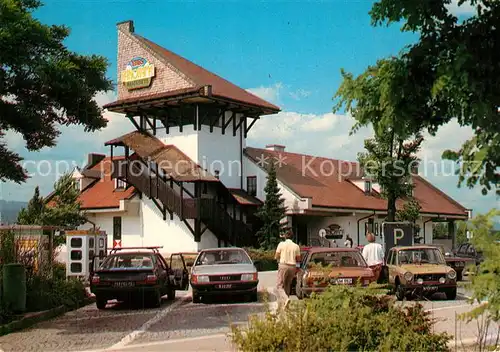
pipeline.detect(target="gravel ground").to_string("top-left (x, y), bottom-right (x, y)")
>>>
top-left (0, 300), bottom-right (166, 352)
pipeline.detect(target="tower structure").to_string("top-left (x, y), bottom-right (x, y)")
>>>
top-left (104, 20), bottom-right (280, 248)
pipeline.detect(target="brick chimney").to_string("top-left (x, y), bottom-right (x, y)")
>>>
top-left (87, 153), bottom-right (106, 169)
top-left (117, 20), bottom-right (134, 33)
top-left (266, 144), bottom-right (285, 152)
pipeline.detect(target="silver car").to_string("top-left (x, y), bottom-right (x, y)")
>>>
top-left (190, 247), bottom-right (259, 303)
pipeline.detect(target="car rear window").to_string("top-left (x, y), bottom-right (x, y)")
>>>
top-left (195, 249), bottom-right (252, 265)
top-left (309, 251), bottom-right (366, 267)
top-left (101, 253), bottom-right (155, 270)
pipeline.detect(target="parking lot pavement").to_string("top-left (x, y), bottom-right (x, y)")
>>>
top-left (0, 276), bottom-right (487, 352)
top-left (0, 297), bottom-right (179, 352)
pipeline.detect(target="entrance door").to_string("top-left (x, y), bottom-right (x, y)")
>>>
top-left (297, 222), bottom-right (308, 246)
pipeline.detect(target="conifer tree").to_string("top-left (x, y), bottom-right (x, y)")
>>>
top-left (17, 186), bottom-right (44, 224)
top-left (255, 162), bottom-right (288, 250)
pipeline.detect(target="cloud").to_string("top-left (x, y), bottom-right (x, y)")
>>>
top-left (446, 0), bottom-right (476, 15)
top-left (246, 82), bottom-right (283, 105)
top-left (289, 88), bottom-right (312, 101)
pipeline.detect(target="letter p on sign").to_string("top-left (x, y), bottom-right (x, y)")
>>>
top-left (394, 229), bottom-right (404, 244)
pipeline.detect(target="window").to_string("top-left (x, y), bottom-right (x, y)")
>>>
top-left (115, 178), bottom-right (126, 189)
top-left (113, 216), bottom-right (122, 241)
top-left (89, 237), bottom-right (94, 248)
top-left (70, 250), bottom-right (82, 260)
top-left (70, 263), bottom-right (82, 273)
top-left (70, 237), bottom-right (82, 248)
top-left (386, 250), bottom-right (393, 265)
top-left (364, 180), bottom-right (371, 194)
top-left (247, 176), bottom-right (257, 196)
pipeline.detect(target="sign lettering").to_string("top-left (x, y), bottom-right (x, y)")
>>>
top-left (394, 228), bottom-right (404, 244)
top-left (121, 57), bottom-right (155, 90)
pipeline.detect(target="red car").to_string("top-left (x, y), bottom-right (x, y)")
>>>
top-left (294, 247), bottom-right (376, 299)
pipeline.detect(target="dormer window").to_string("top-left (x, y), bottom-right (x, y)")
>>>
top-left (364, 180), bottom-right (371, 194)
top-left (115, 178), bottom-right (126, 190)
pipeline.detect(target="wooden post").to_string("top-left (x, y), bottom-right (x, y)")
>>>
top-left (194, 183), bottom-right (201, 242)
top-left (180, 181), bottom-right (184, 219)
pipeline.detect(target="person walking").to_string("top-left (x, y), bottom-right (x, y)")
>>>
top-left (344, 235), bottom-right (353, 248)
top-left (362, 232), bottom-right (384, 281)
top-left (274, 229), bottom-right (300, 309)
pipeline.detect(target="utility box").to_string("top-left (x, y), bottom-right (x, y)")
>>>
top-left (65, 229), bottom-right (107, 278)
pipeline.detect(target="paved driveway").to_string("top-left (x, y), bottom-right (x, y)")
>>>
top-left (0, 272), bottom-right (494, 352)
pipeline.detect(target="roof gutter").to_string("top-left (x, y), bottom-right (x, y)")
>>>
top-left (357, 211), bottom-right (376, 245)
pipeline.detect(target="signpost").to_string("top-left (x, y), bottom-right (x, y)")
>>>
top-left (382, 222), bottom-right (414, 255)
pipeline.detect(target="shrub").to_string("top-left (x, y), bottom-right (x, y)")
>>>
top-left (26, 275), bottom-right (86, 312)
top-left (245, 248), bottom-right (277, 271)
top-left (231, 285), bottom-right (451, 351)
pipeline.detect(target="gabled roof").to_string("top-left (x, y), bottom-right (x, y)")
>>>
top-left (77, 156), bottom-right (136, 209)
top-left (228, 189), bottom-right (262, 206)
top-left (104, 23), bottom-right (280, 113)
top-left (244, 147), bottom-right (469, 218)
top-left (105, 131), bottom-right (218, 182)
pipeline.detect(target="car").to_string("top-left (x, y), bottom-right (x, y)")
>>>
top-left (294, 247), bottom-right (376, 299)
top-left (386, 245), bottom-right (457, 301)
top-left (190, 247), bottom-right (259, 303)
top-left (431, 244), bottom-right (475, 281)
top-left (89, 247), bottom-right (189, 309)
top-left (454, 242), bottom-right (484, 266)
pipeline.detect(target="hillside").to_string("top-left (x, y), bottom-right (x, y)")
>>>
top-left (0, 200), bottom-right (28, 224)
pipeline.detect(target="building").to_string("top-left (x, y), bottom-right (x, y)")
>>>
top-left (62, 20), bottom-right (469, 257)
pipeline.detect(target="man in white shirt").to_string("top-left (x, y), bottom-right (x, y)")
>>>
top-left (362, 232), bottom-right (384, 281)
top-left (275, 230), bottom-right (300, 309)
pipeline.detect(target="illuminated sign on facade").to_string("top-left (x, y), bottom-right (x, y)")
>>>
top-left (121, 57), bottom-right (155, 90)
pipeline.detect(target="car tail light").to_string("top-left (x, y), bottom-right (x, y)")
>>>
top-left (146, 274), bottom-right (157, 283)
top-left (91, 275), bottom-right (100, 284)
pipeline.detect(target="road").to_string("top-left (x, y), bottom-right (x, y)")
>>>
top-left (0, 272), bottom-right (495, 352)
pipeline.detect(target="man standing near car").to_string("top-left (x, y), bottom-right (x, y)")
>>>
top-left (362, 232), bottom-right (384, 281)
top-left (275, 229), bottom-right (300, 309)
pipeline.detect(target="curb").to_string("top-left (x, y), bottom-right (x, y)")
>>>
top-left (0, 297), bottom-right (95, 337)
top-left (448, 333), bottom-right (500, 349)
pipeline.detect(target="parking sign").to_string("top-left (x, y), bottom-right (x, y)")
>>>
top-left (383, 222), bottom-right (414, 255)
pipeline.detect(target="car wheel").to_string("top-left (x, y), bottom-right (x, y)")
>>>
top-left (96, 297), bottom-right (107, 310)
top-left (166, 287), bottom-right (176, 301)
top-left (192, 290), bottom-right (202, 303)
top-left (290, 279), bottom-right (297, 296)
top-left (296, 281), bottom-right (304, 300)
top-left (445, 288), bottom-right (457, 300)
top-left (395, 282), bottom-right (406, 301)
top-left (249, 291), bottom-right (258, 302)
top-left (151, 290), bottom-right (162, 308)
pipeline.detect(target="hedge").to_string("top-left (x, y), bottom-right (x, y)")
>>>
top-left (245, 248), bottom-right (278, 271)
top-left (231, 285), bottom-right (451, 351)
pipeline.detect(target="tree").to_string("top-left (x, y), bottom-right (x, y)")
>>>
top-left (255, 162), bottom-right (288, 250)
top-left (17, 186), bottom-right (44, 224)
top-left (396, 198), bottom-right (422, 242)
top-left (365, 0), bottom-right (500, 196)
top-left (460, 208), bottom-right (500, 350)
top-left (0, 0), bottom-right (112, 183)
top-left (17, 173), bottom-right (86, 232)
top-left (335, 58), bottom-right (424, 222)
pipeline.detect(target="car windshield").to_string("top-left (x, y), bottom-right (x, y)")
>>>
top-left (398, 248), bottom-right (445, 265)
top-left (195, 249), bottom-right (252, 265)
top-left (308, 251), bottom-right (367, 268)
top-left (101, 253), bottom-right (155, 270)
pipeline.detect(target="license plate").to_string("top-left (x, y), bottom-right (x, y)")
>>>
top-left (332, 278), bottom-right (353, 285)
top-left (423, 286), bottom-right (438, 291)
top-left (113, 281), bottom-right (134, 288)
top-left (216, 284), bottom-right (232, 289)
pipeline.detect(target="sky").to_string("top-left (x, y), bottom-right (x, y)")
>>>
top-left (0, 0), bottom-right (498, 216)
